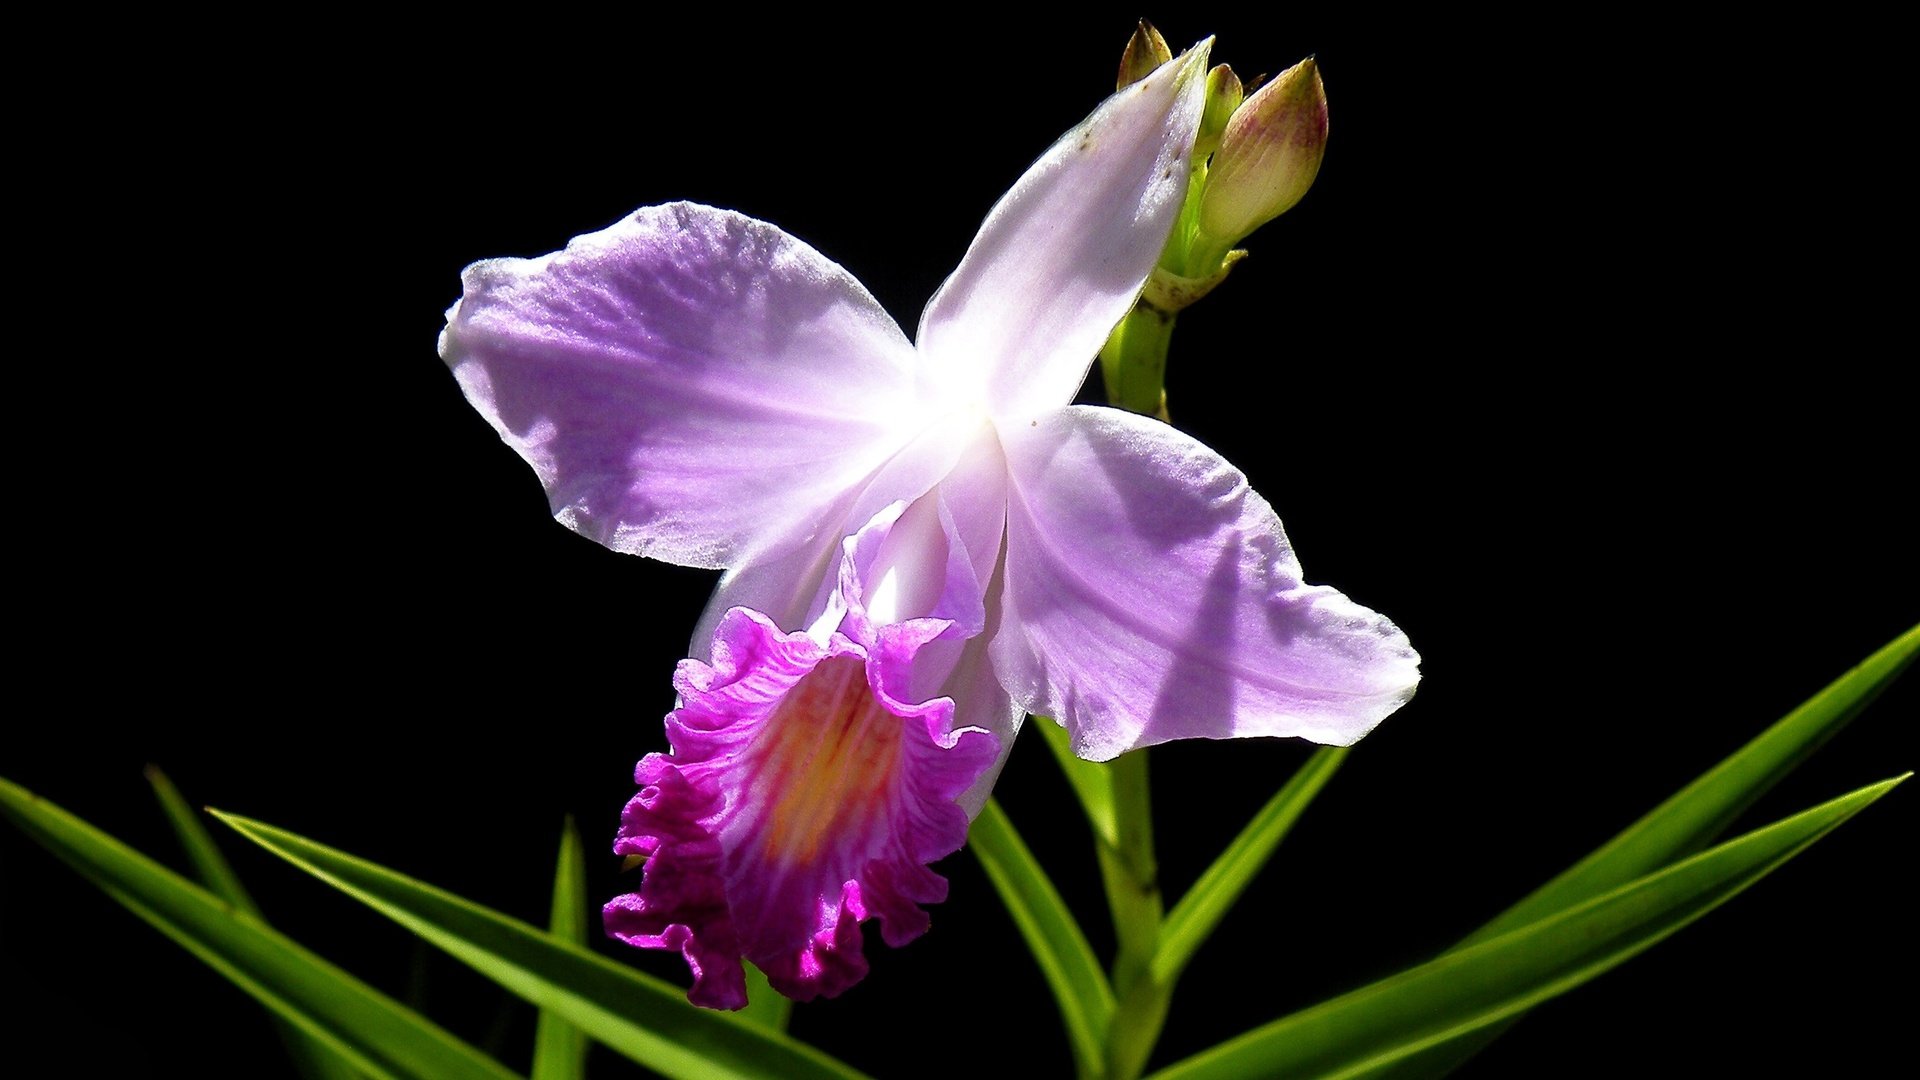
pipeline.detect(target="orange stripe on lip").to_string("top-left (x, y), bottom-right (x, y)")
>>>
top-left (752, 654), bottom-right (905, 867)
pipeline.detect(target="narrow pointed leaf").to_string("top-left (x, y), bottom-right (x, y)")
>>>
top-left (1354, 622), bottom-right (1920, 1080)
top-left (0, 777), bottom-right (519, 1080)
top-left (212, 811), bottom-right (868, 1080)
top-left (530, 817), bottom-right (588, 1080)
top-left (147, 767), bottom-right (364, 1080)
top-left (1152, 747), bottom-right (1345, 984)
top-left (1147, 774), bottom-right (1907, 1080)
top-left (147, 766), bottom-right (260, 911)
top-left (969, 797), bottom-right (1115, 1076)
top-left (1479, 622), bottom-right (1917, 944)
top-left (738, 960), bottom-right (793, 1033)
top-left (1037, 716), bottom-right (1119, 847)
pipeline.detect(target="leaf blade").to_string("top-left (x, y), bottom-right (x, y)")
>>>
top-left (737, 960), bottom-right (793, 1033)
top-left (1, 776), bottom-right (521, 1080)
top-left (1146, 773), bottom-right (1908, 1080)
top-left (147, 766), bottom-right (365, 1080)
top-left (1152, 747), bottom-right (1344, 985)
top-left (146, 765), bottom-right (260, 911)
top-left (530, 817), bottom-right (589, 1080)
top-left (1475, 621), bottom-right (1918, 945)
top-left (1354, 622), bottom-right (1920, 1079)
top-left (968, 797), bottom-right (1116, 1077)
top-left (212, 810), bottom-right (869, 1080)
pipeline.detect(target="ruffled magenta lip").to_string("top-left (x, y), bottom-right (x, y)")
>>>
top-left (605, 606), bottom-right (998, 1009)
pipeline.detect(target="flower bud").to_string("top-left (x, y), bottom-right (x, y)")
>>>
top-left (1117, 19), bottom-right (1173, 90)
top-left (1196, 56), bottom-right (1327, 252)
top-left (1194, 63), bottom-right (1244, 160)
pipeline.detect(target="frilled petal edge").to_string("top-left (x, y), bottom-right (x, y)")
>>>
top-left (992, 406), bottom-right (1420, 760)
top-left (605, 608), bottom-right (998, 1008)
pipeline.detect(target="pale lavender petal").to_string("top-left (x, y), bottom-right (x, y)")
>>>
top-left (685, 412), bottom-right (984, 656)
top-left (915, 45), bottom-right (1211, 419)
top-left (687, 502), bottom-right (857, 659)
top-left (837, 426), bottom-right (1009, 638)
top-left (931, 423), bottom-right (1013, 603)
top-left (920, 430), bottom-right (1021, 815)
top-left (841, 497), bottom-right (980, 640)
top-left (825, 457), bottom-right (1021, 817)
top-left (831, 428), bottom-right (1012, 727)
top-left (441, 202), bottom-right (924, 569)
top-left (944, 624), bottom-right (1023, 819)
top-left (801, 438), bottom-right (1019, 820)
top-left (605, 608), bottom-right (998, 1007)
top-left (993, 407), bottom-right (1420, 760)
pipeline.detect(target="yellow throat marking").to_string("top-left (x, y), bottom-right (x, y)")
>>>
top-left (753, 655), bottom-right (904, 867)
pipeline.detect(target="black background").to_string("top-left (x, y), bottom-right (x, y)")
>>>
top-left (3, 12), bottom-right (1912, 1078)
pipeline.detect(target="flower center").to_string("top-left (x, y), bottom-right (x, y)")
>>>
top-left (863, 493), bottom-right (951, 626)
top-left (751, 654), bottom-right (904, 867)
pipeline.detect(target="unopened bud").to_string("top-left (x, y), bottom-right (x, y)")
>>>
top-left (1195, 64), bottom-right (1244, 159)
top-left (1117, 19), bottom-right (1173, 90)
top-left (1196, 56), bottom-right (1328, 252)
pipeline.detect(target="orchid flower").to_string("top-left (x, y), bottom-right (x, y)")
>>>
top-left (439, 42), bottom-right (1419, 1007)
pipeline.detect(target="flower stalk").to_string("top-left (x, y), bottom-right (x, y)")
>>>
top-left (1034, 720), bottom-right (1170, 1080)
top-left (1098, 749), bottom-right (1171, 1080)
top-left (1097, 304), bottom-right (1175, 420)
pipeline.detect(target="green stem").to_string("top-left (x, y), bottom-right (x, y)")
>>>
top-left (1108, 980), bottom-right (1174, 1080)
top-left (1101, 750), bottom-right (1169, 1080)
top-left (1104, 751), bottom-right (1161, 978)
top-left (1099, 304), bottom-right (1177, 420)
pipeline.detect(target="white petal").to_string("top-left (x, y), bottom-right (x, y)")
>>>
top-left (993, 407), bottom-right (1420, 760)
top-left (686, 411), bottom-right (984, 654)
top-left (442, 202), bottom-right (924, 569)
top-left (915, 45), bottom-right (1211, 420)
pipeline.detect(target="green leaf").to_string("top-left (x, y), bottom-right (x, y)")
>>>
top-left (969, 797), bottom-right (1115, 1077)
top-left (1151, 747), bottom-right (1344, 985)
top-left (1477, 622), bottom-right (1917, 944)
top-left (530, 817), bottom-right (589, 1080)
top-left (147, 766), bottom-right (260, 911)
top-left (146, 767), bottom-right (365, 1080)
top-left (1036, 716), bottom-right (1118, 847)
top-left (1146, 773), bottom-right (1908, 1080)
top-left (213, 810), bottom-right (868, 1080)
top-left (0, 776), bottom-right (520, 1080)
top-left (738, 960), bottom-right (793, 1033)
top-left (1354, 621), bottom-right (1920, 1080)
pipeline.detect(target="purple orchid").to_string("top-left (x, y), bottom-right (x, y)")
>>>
top-left (439, 43), bottom-right (1418, 1008)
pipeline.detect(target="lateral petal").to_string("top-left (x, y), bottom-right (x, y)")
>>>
top-left (915, 45), bottom-right (1211, 419)
top-left (993, 407), bottom-right (1420, 759)
top-left (442, 202), bottom-right (923, 568)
